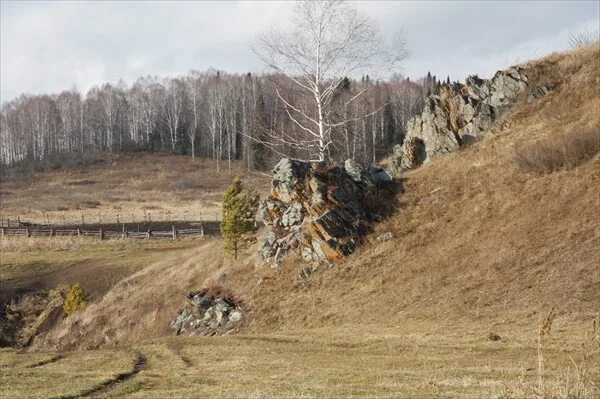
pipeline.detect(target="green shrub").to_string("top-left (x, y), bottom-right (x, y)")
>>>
top-left (221, 177), bottom-right (259, 259)
top-left (63, 283), bottom-right (87, 316)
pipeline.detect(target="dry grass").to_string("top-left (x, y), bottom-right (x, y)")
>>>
top-left (0, 235), bottom-right (109, 253)
top-left (0, 237), bottom-right (200, 303)
top-left (0, 154), bottom-right (269, 224)
top-left (3, 46), bottom-right (600, 397)
top-left (0, 349), bottom-right (137, 399)
top-left (1, 329), bottom-right (597, 399)
top-left (515, 128), bottom-right (600, 174)
top-left (36, 238), bottom-right (231, 350)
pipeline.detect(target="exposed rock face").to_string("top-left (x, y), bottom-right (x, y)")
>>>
top-left (170, 289), bottom-right (243, 336)
top-left (259, 158), bottom-right (391, 265)
top-left (392, 66), bottom-right (532, 172)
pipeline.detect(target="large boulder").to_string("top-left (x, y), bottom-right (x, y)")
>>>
top-left (391, 65), bottom-right (533, 172)
top-left (259, 158), bottom-right (392, 266)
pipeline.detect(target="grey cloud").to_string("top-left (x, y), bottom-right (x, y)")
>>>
top-left (1, 0), bottom-right (598, 103)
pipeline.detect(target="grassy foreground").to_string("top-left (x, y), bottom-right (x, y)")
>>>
top-left (0, 237), bottom-right (200, 303)
top-left (1, 326), bottom-right (597, 399)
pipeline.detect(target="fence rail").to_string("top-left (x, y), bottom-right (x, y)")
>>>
top-left (0, 211), bottom-right (221, 228)
top-left (0, 225), bottom-right (204, 240)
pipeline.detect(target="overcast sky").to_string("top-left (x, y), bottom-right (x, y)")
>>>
top-left (1, 0), bottom-right (598, 103)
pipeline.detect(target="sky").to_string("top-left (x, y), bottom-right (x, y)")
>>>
top-left (1, 0), bottom-right (598, 103)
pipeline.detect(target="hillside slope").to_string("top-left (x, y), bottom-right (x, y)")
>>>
top-left (41, 45), bottom-right (599, 351)
top-left (233, 45), bottom-right (599, 333)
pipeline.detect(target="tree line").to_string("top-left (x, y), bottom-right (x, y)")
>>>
top-left (0, 70), bottom-right (427, 172)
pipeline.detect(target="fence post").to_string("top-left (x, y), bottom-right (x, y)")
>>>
top-left (201, 225), bottom-right (204, 237)
top-left (146, 230), bottom-right (151, 240)
top-left (172, 225), bottom-right (177, 240)
top-left (77, 228), bottom-right (81, 237)
top-left (99, 228), bottom-right (104, 240)
top-left (26, 227), bottom-right (30, 237)
top-left (1, 227), bottom-right (4, 236)
top-left (50, 227), bottom-right (54, 237)
top-left (122, 223), bottom-right (125, 240)
top-left (81, 213), bottom-right (85, 226)
top-left (17, 216), bottom-right (21, 226)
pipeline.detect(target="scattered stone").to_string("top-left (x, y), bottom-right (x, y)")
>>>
top-left (171, 288), bottom-right (243, 336)
top-left (298, 267), bottom-right (312, 279)
top-left (529, 85), bottom-right (549, 101)
top-left (488, 332), bottom-right (502, 341)
top-left (228, 310), bottom-right (243, 323)
top-left (377, 232), bottom-right (394, 242)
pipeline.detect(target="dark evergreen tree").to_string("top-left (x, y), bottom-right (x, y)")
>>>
top-left (249, 95), bottom-right (271, 171)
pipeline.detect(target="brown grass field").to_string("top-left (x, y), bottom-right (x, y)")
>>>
top-left (0, 46), bottom-right (599, 398)
top-left (0, 155), bottom-right (269, 224)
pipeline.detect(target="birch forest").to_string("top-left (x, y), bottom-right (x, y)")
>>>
top-left (0, 70), bottom-right (431, 172)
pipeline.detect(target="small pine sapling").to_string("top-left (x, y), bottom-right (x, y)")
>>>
top-left (221, 177), bottom-right (259, 259)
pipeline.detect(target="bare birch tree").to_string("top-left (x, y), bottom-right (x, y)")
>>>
top-left (253, 0), bottom-right (408, 162)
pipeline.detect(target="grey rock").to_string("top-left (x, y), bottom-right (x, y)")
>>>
top-left (529, 85), bottom-right (549, 100)
top-left (171, 290), bottom-right (243, 336)
top-left (298, 267), bottom-right (312, 279)
top-left (282, 202), bottom-right (304, 227)
top-left (228, 310), bottom-right (243, 322)
top-left (301, 247), bottom-right (314, 261)
top-left (344, 159), bottom-right (364, 182)
top-left (399, 64), bottom-right (529, 170)
top-left (372, 170), bottom-right (393, 183)
top-left (377, 232), bottom-right (394, 242)
top-left (274, 247), bottom-right (284, 264)
top-left (214, 299), bottom-right (231, 313)
top-left (271, 158), bottom-right (311, 203)
top-left (258, 157), bottom-right (392, 265)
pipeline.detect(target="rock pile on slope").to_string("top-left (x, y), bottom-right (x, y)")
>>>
top-left (170, 289), bottom-right (243, 336)
top-left (258, 158), bottom-right (392, 266)
top-left (391, 66), bottom-right (542, 172)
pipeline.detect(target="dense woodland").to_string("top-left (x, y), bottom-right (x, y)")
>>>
top-left (0, 70), bottom-right (444, 172)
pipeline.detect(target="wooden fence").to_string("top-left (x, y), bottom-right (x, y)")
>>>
top-left (0, 211), bottom-right (220, 228)
top-left (0, 226), bottom-right (204, 240)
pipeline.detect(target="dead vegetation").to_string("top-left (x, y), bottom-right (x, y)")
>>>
top-left (0, 154), bottom-right (269, 224)
top-left (2, 46), bottom-right (600, 397)
top-left (514, 127), bottom-right (599, 174)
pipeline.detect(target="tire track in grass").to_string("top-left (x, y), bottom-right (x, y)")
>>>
top-left (24, 354), bottom-right (64, 368)
top-left (53, 353), bottom-right (146, 399)
top-left (166, 342), bottom-right (193, 367)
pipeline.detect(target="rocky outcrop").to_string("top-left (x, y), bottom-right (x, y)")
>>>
top-left (258, 158), bottom-right (392, 266)
top-left (391, 66), bottom-right (536, 172)
top-left (170, 288), bottom-right (243, 336)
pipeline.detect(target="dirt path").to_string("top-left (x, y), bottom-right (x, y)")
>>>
top-left (55, 353), bottom-right (147, 399)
